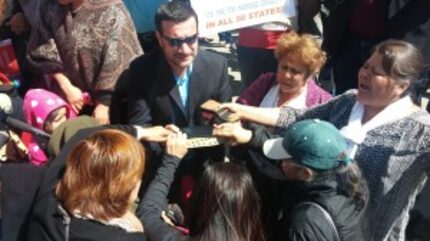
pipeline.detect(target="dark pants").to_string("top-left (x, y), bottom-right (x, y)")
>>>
top-left (1, 163), bottom-right (45, 241)
top-left (237, 46), bottom-right (278, 90)
top-left (332, 32), bottom-right (383, 95)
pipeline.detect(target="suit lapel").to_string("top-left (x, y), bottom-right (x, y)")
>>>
top-left (156, 53), bottom-right (188, 118)
top-left (188, 53), bottom-right (204, 118)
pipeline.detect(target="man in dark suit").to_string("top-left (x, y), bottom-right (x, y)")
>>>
top-left (127, 1), bottom-right (231, 127)
top-left (126, 1), bottom-right (232, 204)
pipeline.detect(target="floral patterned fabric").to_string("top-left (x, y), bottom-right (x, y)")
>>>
top-left (27, 0), bottom-right (142, 105)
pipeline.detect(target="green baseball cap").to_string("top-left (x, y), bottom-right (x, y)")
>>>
top-left (263, 119), bottom-right (349, 172)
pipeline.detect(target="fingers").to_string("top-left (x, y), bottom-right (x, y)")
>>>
top-left (165, 124), bottom-right (181, 133)
top-left (219, 103), bottom-right (239, 112)
top-left (166, 132), bottom-right (188, 159)
top-left (161, 211), bottom-right (176, 227)
top-left (70, 100), bottom-right (84, 114)
top-left (212, 123), bottom-right (234, 137)
top-left (167, 132), bottom-right (187, 144)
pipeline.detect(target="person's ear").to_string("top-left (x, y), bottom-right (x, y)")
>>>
top-left (299, 167), bottom-right (314, 182)
top-left (155, 31), bottom-right (163, 46)
top-left (395, 80), bottom-right (410, 95)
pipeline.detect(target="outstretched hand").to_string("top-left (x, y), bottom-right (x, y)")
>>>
top-left (212, 122), bottom-right (252, 146)
top-left (218, 102), bottom-right (249, 121)
top-left (136, 126), bottom-right (171, 142)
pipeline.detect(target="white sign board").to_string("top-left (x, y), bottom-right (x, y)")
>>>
top-left (190, 0), bottom-right (296, 36)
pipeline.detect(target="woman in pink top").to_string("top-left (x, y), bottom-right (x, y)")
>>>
top-left (237, 32), bottom-right (332, 109)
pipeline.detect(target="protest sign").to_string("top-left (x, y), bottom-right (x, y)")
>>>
top-left (190, 0), bottom-right (296, 36)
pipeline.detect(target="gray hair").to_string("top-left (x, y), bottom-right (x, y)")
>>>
top-left (373, 39), bottom-right (423, 84)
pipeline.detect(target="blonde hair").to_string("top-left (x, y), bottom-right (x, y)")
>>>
top-left (55, 129), bottom-right (146, 221)
top-left (275, 32), bottom-right (326, 75)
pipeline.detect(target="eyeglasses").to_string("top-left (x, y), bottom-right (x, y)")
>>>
top-left (162, 34), bottom-right (198, 48)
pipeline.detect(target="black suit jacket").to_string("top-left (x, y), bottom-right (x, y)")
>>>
top-left (127, 49), bottom-right (232, 127)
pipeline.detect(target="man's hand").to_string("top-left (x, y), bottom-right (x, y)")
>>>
top-left (165, 132), bottom-right (188, 159)
top-left (92, 103), bottom-right (110, 124)
top-left (136, 125), bottom-right (176, 142)
top-left (213, 122), bottom-right (252, 146)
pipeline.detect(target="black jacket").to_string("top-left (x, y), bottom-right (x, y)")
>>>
top-left (287, 179), bottom-right (369, 241)
top-left (126, 49), bottom-right (231, 196)
top-left (24, 125), bottom-right (147, 241)
top-left (126, 48), bottom-right (232, 127)
top-left (138, 153), bottom-right (184, 241)
top-left (247, 125), bottom-right (369, 241)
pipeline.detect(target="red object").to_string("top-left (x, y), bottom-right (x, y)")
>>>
top-left (349, 0), bottom-right (386, 37)
top-left (181, 175), bottom-right (196, 205)
top-left (238, 28), bottom-right (286, 49)
top-left (0, 39), bottom-right (21, 77)
top-left (21, 131), bottom-right (32, 148)
top-left (0, 71), bottom-right (12, 84)
top-left (82, 92), bottom-right (93, 105)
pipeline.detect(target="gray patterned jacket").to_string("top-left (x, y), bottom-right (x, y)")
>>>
top-left (276, 90), bottom-right (430, 241)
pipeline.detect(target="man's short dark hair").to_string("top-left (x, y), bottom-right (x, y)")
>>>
top-left (155, 1), bottom-right (199, 33)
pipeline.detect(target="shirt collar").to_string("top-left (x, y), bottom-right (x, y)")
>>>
top-left (175, 64), bottom-right (193, 85)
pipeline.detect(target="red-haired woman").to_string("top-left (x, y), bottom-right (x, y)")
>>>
top-left (26, 129), bottom-right (147, 241)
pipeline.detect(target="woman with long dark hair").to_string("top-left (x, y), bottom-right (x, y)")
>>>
top-left (139, 132), bottom-right (265, 241)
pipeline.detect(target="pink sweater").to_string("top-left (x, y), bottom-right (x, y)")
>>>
top-left (237, 72), bottom-right (332, 107)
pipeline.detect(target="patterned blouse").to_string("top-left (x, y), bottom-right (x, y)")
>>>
top-left (27, 0), bottom-right (142, 105)
top-left (276, 90), bottom-right (430, 241)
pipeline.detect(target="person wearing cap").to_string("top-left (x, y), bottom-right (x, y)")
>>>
top-left (215, 39), bottom-right (430, 241)
top-left (215, 119), bottom-right (369, 241)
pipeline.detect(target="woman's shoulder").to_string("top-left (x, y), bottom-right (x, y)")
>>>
top-left (308, 89), bottom-right (357, 111)
top-left (408, 109), bottom-right (430, 127)
top-left (405, 109), bottom-right (430, 147)
top-left (306, 79), bottom-right (333, 106)
top-left (237, 72), bottom-right (277, 106)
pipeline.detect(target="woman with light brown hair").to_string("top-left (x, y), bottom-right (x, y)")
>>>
top-left (26, 128), bottom-right (148, 241)
top-left (237, 31), bottom-right (332, 109)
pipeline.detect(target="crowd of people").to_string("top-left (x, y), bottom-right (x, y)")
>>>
top-left (0, 0), bottom-right (429, 241)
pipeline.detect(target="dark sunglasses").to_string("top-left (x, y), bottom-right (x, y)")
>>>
top-left (162, 34), bottom-right (198, 47)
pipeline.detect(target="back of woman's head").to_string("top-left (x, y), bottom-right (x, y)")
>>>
top-left (373, 39), bottom-right (423, 84)
top-left (186, 162), bottom-right (265, 241)
top-left (55, 129), bottom-right (146, 221)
